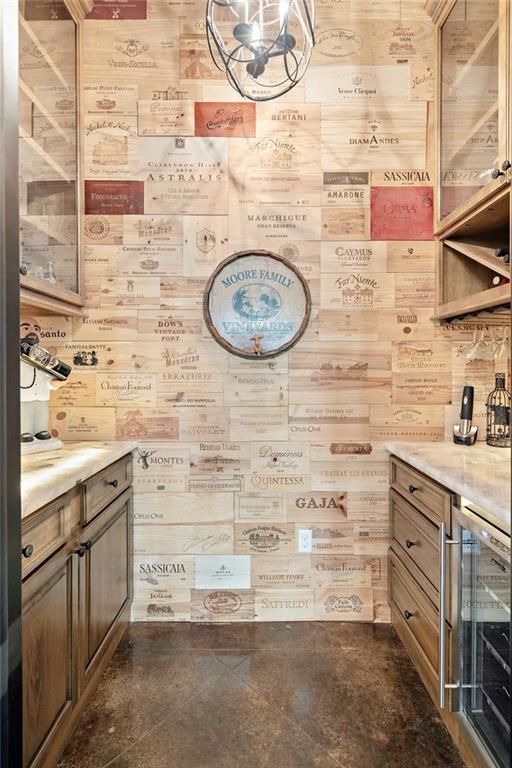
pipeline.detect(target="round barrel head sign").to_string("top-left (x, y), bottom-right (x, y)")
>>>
top-left (204, 250), bottom-right (311, 359)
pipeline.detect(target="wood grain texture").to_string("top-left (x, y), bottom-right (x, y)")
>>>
top-left (40, 0), bottom-right (510, 625)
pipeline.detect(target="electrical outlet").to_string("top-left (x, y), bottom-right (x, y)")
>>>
top-left (298, 528), bottom-right (312, 553)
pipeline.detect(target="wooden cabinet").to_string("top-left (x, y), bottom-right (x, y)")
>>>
top-left (22, 546), bottom-right (77, 768)
top-left (18, 0), bottom-right (89, 317)
top-left (79, 488), bottom-right (133, 692)
top-left (22, 453), bottom-right (133, 768)
top-left (431, 0), bottom-right (511, 323)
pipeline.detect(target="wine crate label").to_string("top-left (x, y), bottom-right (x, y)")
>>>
top-left (346, 492), bottom-right (388, 521)
top-left (84, 215), bottom-right (124, 244)
top-left (133, 443), bottom-right (190, 475)
top-left (123, 215), bottom-right (182, 244)
top-left (134, 475), bottom-right (188, 493)
top-left (83, 85), bottom-right (139, 116)
top-left (315, 586), bottom-right (374, 621)
top-left (386, 241), bottom-right (435, 272)
top-left (50, 407), bottom-right (116, 441)
top-left (87, 0), bottom-right (147, 20)
top-left (310, 441), bottom-right (387, 463)
top-left (195, 555), bottom-right (251, 589)
top-left (256, 103), bottom-right (321, 137)
top-left (371, 187), bottom-right (433, 240)
top-left (288, 404), bottom-right (370, 441)
top-left (245, 475), bottom-right (311, 494)
top-left (194, 102), bottom-right (256, 138)
top-left (50, 371), bottom-right (97, 408)
top-left (159, 369), bottom-right (224, 392)
top-left (84, 116), bottom-right (139, 179)
top-left (228, 355), bottom-right (289, 373)
top-left (392, 372), bottom-right (452, 404)
top-left (85, 244), bottom-right (181, 277)
top-left (161, 277), bottom-right (208, 309)
top-left (395, 273), bottom-right (435, 306)
top-left (306, 64), bottom-right (410, 103)
top-left (159, 342), bottom-right (228, 374)
top-left (251, 556), bottom-right (313, 589)
top-left (145, 180), bottom-right (228, 215)
top-left (140, 136), bottom-right (228, 182)
top-left (183, 215), bottom-right (229, 276)
top-left (134, 523), bottom-right (234, 556)
top-left (369, 405), bottom-right (444, 440)
top-left (131, 588), bottom-right (191, 622)
top-left (133, 491), bottom-right (231, 526)
top-left (149, 0), bottom-right (204, 20)
top-left (230, 135), bottom-right (321, 187)
top-left (189, 477), bottom-right (242, 493)
top-left (322, 171), bottom-right (368, 207)
top-left (235, 524), bottom-right (296, 555)
top-left (179, 408), bottom-right (229, 441)
top-left (180, 36), bottom-right (225, 81)
top-left (287, 492), bottom-right (347, 523)
top-left (319, 308), bottom-right (438, 343)
top-left (371, 170), bottom-right (432, 189)
top-left (250, 443), bottom-right (310, 475)
top-left (392, 341), bottom-right (451, 371)
top-left (353, 523), bottom-right (389, 555)
top-left (202, 81), bottom-right (306, 103)
top-left (189, 442), bottom-right (250, 476)
top-left (84, 180), bottom-right (144, 216)
top-left (289, 370), bottom-right (391, 406)
top-left (290, 342), bottom-right (391, 372)
top-left (255, 589), bottom-right (315, 621)
top-left (224, 374), bottom-right (288, 407)
top-left (90, 276), bottom-right (160, 308)
top-left (191, 589), bottom-right (255, 622)
top-left (138, 310), bottom-right (202, 343)
top-left (96, 372), bottom-right (157, 406)
top-left (235, 494), bottom-right (285, 523)
top-left (311, 462), bottom-right (388, 491)
top-left (229, 205), bottom-right (321, 244)
top-left (148, 80), bottom-right (204, 101)
top-left (312, 555), bottom-right (383, 588)
top-left (410, 59), bottom-right (434, 101)
top-left (138, 100), bottom-right (194, 137)
top-left (83, 22), bottom-right (179, 92)
top-left (320, 272), bottom-right (395, 308)
top-left (134, 554), bottom-right (195, 588)
top-left (116, 406), bottom-right (179, 440)
top-left (321, 241), bottom-right (386, 272)
top-left (305, 523), bottom-right (354, 554)
top-left (23, 1), bottom-right (69, 21)
top-left (229, 407), bottom-right (288, 441)
top-left (321, 205), bottom-right (369, 242)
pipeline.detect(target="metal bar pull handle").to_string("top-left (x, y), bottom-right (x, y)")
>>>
top-left (438, 521), bottom-right (459, 709)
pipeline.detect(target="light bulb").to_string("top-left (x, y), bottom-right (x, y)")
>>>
top-left (251, 22), bottom-right (261, 42)
top-left (279, 0), bottom-right (289, 26)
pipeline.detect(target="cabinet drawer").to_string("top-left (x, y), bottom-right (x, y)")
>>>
top-left (390, 456), bottom-right (452, 527)
top-left (391, 489), bottom-right (439, 594)
top-left (82, 455), bottom-right (132, 525)
top-left (21, 490), bottom-right (80, 579)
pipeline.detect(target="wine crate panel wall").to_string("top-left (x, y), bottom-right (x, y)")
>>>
top-left (39, 0), bottom-right (509, 623)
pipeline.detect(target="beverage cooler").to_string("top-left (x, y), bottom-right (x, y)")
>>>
top-left (441, 502), bottom-right (511, 768)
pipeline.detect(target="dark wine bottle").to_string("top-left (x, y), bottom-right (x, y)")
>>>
top-left (495, 247), bottom-right (510, 263)
top-left (492, 275), bottom-right (510, 287)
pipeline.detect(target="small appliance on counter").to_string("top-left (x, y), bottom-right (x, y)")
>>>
top-left (19, 316), bottom-right (72, 455)
top-left (453, 385), bottom-right (478, 445)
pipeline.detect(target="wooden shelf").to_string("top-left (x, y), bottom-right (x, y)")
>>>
top-left (19, 12), bottom-right (71, 90)
top-left (444, 239), bottom-right (510, 278)
top-left (19, 78), bottom-right (73, 144)
top-left (433, 283), bottom-right (510, 322)
top-left (449, 18), bottom-right (499, 95)
top-left (20, 126), bottom-right (72, 182)
top-left (21, 215), bottom-right (75, 247)
top-left (20, 274), bottom-right (83, 316)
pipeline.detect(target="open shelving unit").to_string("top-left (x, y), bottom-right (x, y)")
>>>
top-left (434, 186), bottom-right (511, 322)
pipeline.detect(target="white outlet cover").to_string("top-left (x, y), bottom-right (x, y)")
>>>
top-left (298, 528), bottom-right (313, 553)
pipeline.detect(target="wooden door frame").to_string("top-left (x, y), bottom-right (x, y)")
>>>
top-left (0, 2), bottom-right (22, 766)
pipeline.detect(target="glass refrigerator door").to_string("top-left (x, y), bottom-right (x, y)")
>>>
top-left (460, 525), bottom-right (511, 768)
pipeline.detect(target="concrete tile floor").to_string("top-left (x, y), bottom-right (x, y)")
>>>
top-left (58, 622), bottom-right (464, 768)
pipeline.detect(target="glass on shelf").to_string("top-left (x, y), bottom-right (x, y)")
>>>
top-left (440, 0), bottom-right (500, 220)
top-left (18, 0), bottom-right (79, 296)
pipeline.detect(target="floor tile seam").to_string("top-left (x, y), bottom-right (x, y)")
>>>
top-left (99, 665), bottom-right (234, 768)
top-left (227, 664), bottom-right (346, 768)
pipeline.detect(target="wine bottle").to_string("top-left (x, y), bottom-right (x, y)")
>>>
top-left (486, 373), bottom-right (511, 448)
top-left (495, 247), bottom-right (510, 263)
top-left (492, 275), bottom-right (510, 287)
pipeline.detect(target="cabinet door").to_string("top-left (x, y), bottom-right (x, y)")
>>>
top-left (78, 488), bottom-right (132, 691)
top-left (437, 0), bottom-right (510, 227)
top-left (22, 547), bottom-right (77, 768)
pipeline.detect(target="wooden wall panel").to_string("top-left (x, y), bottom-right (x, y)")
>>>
top-left (41, 0), bottom-right (510, 624)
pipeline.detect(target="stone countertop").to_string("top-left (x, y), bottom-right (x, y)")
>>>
top-left (385, 441), bottom-right (511, 534)
top-left (21, 441), bottom-right (137, 519)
